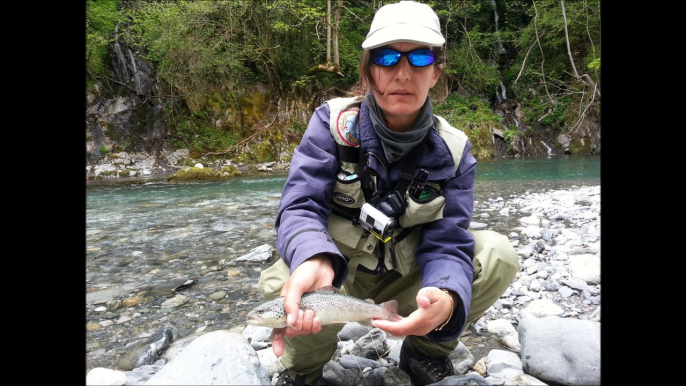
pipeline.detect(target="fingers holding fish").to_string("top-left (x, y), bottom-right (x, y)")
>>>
top-left (284, 309), bottom-right (305, 337)
top-left (281, 254), bottom-right (335, 334)
top-left (372, 311), bottom-right (424, 336)
top-left (415, 290), bottom-right (431, 309)
top-left (373, 287), bottom-right (451, 336)
top-left (300, 308), bottom-right (322, 334)
top-left (282, 287), bottom-right (303, 331)
top-left (284, 309), bottom-right (322, 338)
top-left (270, 327), bottom-right (285, 357)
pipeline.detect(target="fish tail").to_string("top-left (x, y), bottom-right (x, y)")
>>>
top-left (382, 300), bottom-right (402, 321)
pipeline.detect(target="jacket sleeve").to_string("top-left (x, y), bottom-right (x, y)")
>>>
top-left (275, 103), bottom-right (349, 288)
top-left (418, 140), bottom-right (477, 342)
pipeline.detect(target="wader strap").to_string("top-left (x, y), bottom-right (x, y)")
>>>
top-left (336, 143), bottom-right (359, 164)
top-left (330, 205), bottom-right (361, 224)
top-left (391, 133), bottom-right (429, 196)
top-left (388, 226), bottom-right (415, 270)
top-left (358, 131), bottom-right (430, 204)
top-left (359, 148), bottom-right (375, 203)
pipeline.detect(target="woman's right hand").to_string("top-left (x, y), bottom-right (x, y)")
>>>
top-left (270, 254), bottom-right (335, 357)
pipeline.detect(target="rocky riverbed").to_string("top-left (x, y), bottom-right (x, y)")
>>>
top-left (86, 170), bottom-right (601, 385)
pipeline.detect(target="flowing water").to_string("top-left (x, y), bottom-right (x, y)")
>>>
top-left (85, 154), bottom-right (600, 373)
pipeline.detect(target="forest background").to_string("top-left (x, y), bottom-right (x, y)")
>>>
top-left (85, 0), bottom-right (601, 165)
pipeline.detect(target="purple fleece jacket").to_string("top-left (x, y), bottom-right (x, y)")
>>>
top-left (275, 100), bottom-right (476, 341)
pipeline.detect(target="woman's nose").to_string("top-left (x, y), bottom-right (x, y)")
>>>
top-left (394, 56), bottom-right (411, 80)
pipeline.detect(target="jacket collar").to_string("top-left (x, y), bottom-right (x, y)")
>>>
top-left (359, 101), bottom-right (457, 182)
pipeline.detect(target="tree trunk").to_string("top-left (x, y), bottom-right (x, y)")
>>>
top-left (327, 0), bottom-right (332, 62)
top-left (333, 0), bottom-right (342, 66)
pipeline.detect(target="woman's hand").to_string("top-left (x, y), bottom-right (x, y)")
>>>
top-left (270, 254), bottom-right (335, 357)
top-left (371, 287), bottom-right (455, 336)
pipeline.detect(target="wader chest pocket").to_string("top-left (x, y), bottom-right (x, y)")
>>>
top-left (332, 174), bottom-right (365, 209)
top-left (399, 185), bottom-right (445, 228)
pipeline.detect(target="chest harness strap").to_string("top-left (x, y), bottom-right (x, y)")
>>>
top-left (334, 132), bottom-right (429, 272)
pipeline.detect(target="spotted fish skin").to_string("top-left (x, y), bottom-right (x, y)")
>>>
top-left (246, 287), bottom-right (401, 329)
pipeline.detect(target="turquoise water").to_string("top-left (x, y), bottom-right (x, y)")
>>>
top-left (475, 154), bottom-right (600, 181)
top-left (86, 155), bottom-right (600, 229)
top-left (86, 154), bottom-right (600, 195)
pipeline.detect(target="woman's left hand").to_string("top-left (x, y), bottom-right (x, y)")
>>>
top-left (372, 286), bottom-right (454, 336)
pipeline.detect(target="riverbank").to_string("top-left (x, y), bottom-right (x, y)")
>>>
top-left (86, 149), bottom-right (289, 181)
top-left (86, 183), bottom-right (600, 385)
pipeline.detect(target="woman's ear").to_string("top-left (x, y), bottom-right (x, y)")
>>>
top-left (431, 64), bottom-right (443, 87)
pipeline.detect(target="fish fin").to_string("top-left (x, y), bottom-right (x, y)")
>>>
top-left (365, 298), bottom-right (376, 304)
top-left (315, 285), bottom-right (340, 293)
top-left (286, 324), bottom-right (298, 331)
top-left (382, 300), bottom-right (403, 322)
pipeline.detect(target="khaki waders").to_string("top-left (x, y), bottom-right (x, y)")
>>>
top-left (257, 230), bottom-right (520, 383)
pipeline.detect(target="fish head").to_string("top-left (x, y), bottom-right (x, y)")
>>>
top-left (246, 299), bottom-right (287, 328)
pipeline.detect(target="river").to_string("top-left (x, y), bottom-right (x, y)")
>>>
top-left (85, 154), bottom-right (600, 373)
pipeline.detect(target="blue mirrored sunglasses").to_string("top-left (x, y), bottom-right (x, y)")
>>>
top-left (372, 48), bottom-right (436, 67)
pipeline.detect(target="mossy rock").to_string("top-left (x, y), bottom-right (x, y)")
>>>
top-left (567, 138), bottom-right (593, 154)
top-left (167, 166), bottom-right (241, 181)
top-left (220, 164), bottom-right (242, 176)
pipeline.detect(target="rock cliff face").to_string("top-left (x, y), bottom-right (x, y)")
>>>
top-left (86, 26), bottom-right (168, 162)
top-left (492, 99), bottom-right (600, 157)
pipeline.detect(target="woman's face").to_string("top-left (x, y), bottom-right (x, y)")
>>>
top-left (370, 42), bottom-right (442, 132)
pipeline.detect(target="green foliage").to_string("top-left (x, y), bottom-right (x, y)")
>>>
top-left (444, 41), bottom-right (501, 97)
top-left (518, 94), bottom-right (569, 129)
top-left (290, 119), bottom-right (307, 134)
top-left (434, 94), bottom-right (502, 126)
top-left (171, 114), bottom-right (238, 154)
top-left (291, 75), bottom-right (316, 89)
top-left (125, 1), bottom-right (252, 103)
top-left (86, 0), bottom-right (121, 87)
top-left (434, 94), bottom-right (502, 160)
top-left (511, 0), bottom-right (600, 92)
top-left (99, 145), bottom-right (110, 156)
top-left (587, 58), bottom-right (600, 70)
top-left (502, 128), bottom-right (517, 143)
top-left (87, 0), bottom-right (601, 159)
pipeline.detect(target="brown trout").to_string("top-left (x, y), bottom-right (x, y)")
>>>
top-left (246, 286), bottom-right (401, 329)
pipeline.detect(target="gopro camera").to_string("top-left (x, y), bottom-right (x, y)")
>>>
top-left (359, 203), bottom-right (397, 242)
top-left (358, 191), bottom-right (406, 242)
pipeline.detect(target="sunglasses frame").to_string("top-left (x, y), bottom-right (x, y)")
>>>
top-left (371, 47), bottom-right (436, 68)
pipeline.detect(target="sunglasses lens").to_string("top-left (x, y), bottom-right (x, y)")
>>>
top-left (408, 49), bottom-right (435, 67)
top-left (372, 49), bottom-right (401, 67)
top-left (372, 48), bottom-right (436, 67)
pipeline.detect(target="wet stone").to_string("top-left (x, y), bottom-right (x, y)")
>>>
top-left (104, 312), bottom-right (120, 319)
top-left (209, 291), bottom-right (227, 301)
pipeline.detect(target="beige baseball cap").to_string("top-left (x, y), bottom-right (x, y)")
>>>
top-left (362, 1), bottom-right (445, 50)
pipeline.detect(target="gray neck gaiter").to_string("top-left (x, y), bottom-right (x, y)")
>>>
top-left (363, 92), bottom-right (433, 164)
